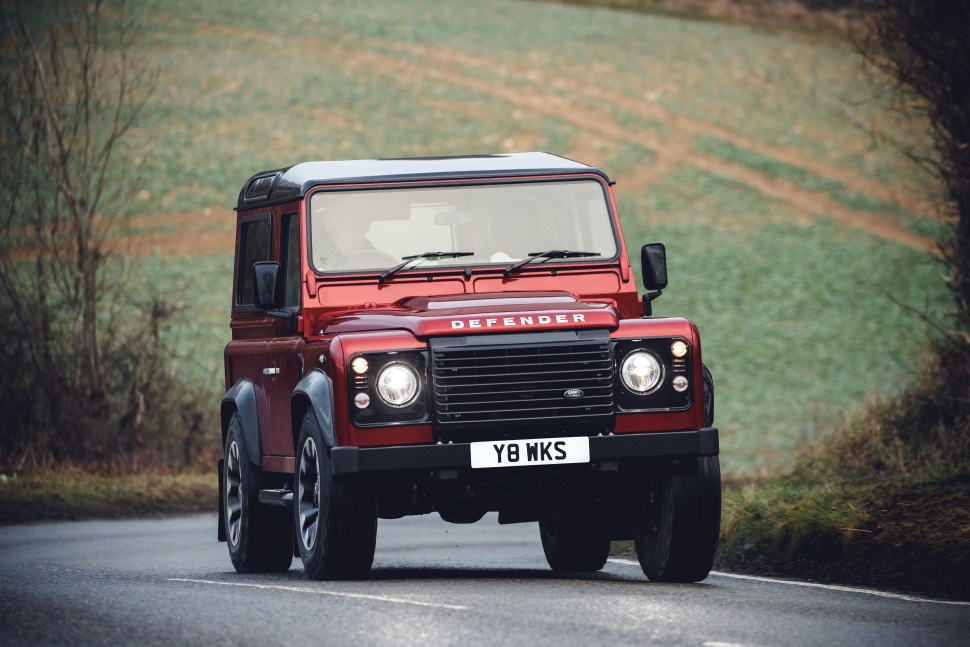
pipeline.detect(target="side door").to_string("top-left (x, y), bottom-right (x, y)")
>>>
top-left (226, 212), bottom-right (274, 458)
top-left (262, 212), bottom-right (305, 466)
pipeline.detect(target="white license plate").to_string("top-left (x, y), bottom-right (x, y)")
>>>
top-left (469, 436), bottom-right (590, 469)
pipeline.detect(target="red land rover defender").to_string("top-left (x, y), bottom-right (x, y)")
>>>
top-left (219, 153), bottom-right (720, 581)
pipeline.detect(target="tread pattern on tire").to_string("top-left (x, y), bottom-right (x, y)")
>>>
top-left (662, 456), bottom-right (721, 582)
top-left (635, 456), bottom-right (721, 583)
top-left (297, 412), bottom-right (377, 581)
top-left (225, 414), bottom-right (293, 574)
top-left (539, 509), bottom-right (611, 572)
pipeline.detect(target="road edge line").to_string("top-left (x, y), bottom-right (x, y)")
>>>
top-left (606, 558), bottom-right (970, 607)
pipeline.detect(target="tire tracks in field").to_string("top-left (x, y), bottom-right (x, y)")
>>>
top-left (377, 40), bottom-right (933, 217)
top-left (157, 18), bottom-right (936, 253)
top-left (365, 40), bottom-right (935, 252)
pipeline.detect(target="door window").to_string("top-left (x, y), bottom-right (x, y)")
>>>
top-left (236, 216), bottom-right (271, 307)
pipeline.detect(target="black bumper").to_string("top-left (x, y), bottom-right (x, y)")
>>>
top-left (331, 427), bottom-right (718, 475)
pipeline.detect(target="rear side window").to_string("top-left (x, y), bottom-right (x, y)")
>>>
top-left (236, 216), bottom-right (271, 307)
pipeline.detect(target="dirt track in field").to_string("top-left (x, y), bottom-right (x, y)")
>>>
top-left (110, 16), bottom-right (938, 257)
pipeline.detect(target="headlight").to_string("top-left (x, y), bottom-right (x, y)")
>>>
top-left (620, 351), bottom-right (663, 394)
top-left (376, 362), bottom-right (420, 407)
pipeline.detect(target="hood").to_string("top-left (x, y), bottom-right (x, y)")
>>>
top-left (316, 291), bottom-right (619, 338)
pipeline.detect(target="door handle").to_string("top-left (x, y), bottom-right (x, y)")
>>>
top-left (263, 368), bottom-right (280, 375)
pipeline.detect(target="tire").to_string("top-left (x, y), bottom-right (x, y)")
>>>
top-left (701, 364), bottom-right (714, 427)
top-left (539, 506), bottom-right (611, 572)
top-left (224, 414), bottom-right (293, 573)
top-left (295, 411), bottom-right (377, 580)
top-left (634, 456), bottom-right (721, 582)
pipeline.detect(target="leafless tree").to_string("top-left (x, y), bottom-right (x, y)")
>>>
top-left (851, 0), bottom-right (970, 456)
top-left (855, 1), bottom-right (969, 333)
top-left (0, 1), bottom-right (206, 470)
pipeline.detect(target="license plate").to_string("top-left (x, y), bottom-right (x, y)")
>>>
top-left (469, 436), bottom-right (590, 469)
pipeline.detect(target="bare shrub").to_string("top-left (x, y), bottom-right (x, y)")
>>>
top-left (857, 1), bottom-right (970, 333)
top-left (0, 1), bottom-right (211, 472)
top-left (846, 0), bottom-right (970, 466)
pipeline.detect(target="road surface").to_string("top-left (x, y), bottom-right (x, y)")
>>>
top-left (1, 514), bottom-right (966, 646)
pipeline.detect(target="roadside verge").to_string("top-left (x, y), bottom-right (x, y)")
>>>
top-left (0, 470), bottom-right (217, 524)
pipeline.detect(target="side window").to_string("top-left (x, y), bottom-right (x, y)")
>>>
top-left (282, 213), bottom-right (301, 309)
top-left (236, 216), bottom-right (271, 307)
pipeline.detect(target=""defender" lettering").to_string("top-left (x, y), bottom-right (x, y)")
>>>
top-left (451, 313), bottom-right (585, 330)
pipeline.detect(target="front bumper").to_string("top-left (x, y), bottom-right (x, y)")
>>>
top-left (330, 427), bottom-right (718, 475)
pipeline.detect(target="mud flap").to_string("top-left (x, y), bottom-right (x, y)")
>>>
top-left (217, 458), bottom-right (226, 542)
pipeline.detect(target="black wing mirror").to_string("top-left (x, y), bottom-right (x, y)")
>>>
top-left (640, 243), bottom-right (667, 316)
top-left (253, 261), bottom-right (283, 310)
top-left (641, 243), bottom-right (667, 290)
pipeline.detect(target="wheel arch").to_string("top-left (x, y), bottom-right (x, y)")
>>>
top-left (701, 363), bottom-right (714, 428)
top-left (221, 378), bottom-right (261, 466)
top-left (291, 369), bottom-right (337, 450)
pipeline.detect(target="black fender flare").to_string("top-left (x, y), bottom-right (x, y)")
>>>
top-left (701, 363), bottom-right (714, 428)
top-left (291, 369), bottom-right (337, 449)
top-left (221, 379), bottom-right (261, 467)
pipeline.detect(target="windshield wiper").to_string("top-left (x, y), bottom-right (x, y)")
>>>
top-left (503, 249), bottom-right (600, 278)
top-left (379, 251), bottom-right (474, 285)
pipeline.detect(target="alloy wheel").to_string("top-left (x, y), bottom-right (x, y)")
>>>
top-left (225, 440), bottom-right (242, 547)
top-left (298, 436), bottom-right (321, 551)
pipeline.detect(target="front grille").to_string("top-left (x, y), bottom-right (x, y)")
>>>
top-left (431, 330), bottom-right (614, 429)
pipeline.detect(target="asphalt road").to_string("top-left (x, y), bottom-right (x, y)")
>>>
top-left (1, 514), bottom-right (966, 646)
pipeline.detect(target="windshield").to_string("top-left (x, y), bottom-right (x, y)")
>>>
top-left (307, 180), bottom-right (618, 273)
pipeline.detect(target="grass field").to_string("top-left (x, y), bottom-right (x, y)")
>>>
top-left (112, 0), bottom-right (948, 476)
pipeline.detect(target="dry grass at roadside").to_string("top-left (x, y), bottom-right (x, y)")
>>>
top-left (717, 477), bottom-right (970, 600)
top-left (716, 342), bottom-right (970, 601)
top-left (0, 469), bottom-right (217, 525)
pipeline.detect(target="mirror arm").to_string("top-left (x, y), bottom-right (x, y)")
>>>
top-left (267, 309), bottom-right (297, 335)
top-left (641, 290), bottom-right (662, 317)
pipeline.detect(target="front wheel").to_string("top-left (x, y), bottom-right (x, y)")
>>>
top-left (295, 412), bottom-right (378, 580)
top-left (539, 506), bottom-right (611, 572)
top-left (634, 456), bottom-right (721, 582)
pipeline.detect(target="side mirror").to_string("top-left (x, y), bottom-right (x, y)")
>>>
top-left (641, 243), bottom-right (668, 290)
top-left (253, 261), bottom-right (283, 310)
top-left (640, 243), bottom-right (667, 317)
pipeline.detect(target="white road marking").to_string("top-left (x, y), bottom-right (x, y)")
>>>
top-left (703, 642), bottom-right (771, 647)
top-left (167, 578), bottom-right (468, 610)
top-left (608, 558), bottom-right (970, 607)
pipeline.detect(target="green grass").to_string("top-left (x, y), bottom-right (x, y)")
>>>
top-left (694, 135), bottom-right (903, 212)
top-left (604, 141), bottom-right (658, 177)
top-left (67, 0), bottom-right (950, 478)
top-left (130, 253), bottom-right (233, 390)
top-left (619, 165), bottom-right (948, 473)
top-left (692, 135), bottom-right (934, 239)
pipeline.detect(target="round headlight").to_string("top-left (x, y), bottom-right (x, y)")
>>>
top-left (375, 362), bottom-right (419, 407)
top-left (620, 351), bottom-right (663, 394)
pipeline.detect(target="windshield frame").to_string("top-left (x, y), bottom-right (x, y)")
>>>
top-left (305, 174), bottom-right (622, 278)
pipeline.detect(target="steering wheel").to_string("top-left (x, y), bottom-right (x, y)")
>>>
top-left (327, 248), bottom-right (398, 270)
